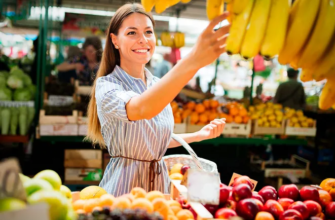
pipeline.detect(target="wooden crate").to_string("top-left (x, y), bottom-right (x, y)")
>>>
top-left (285, 120), bottom-right (317, 136)
top-left (39, 110), bottom-right (78, 125)
top-left (78, 111), bottom-right (88, 136)
top-left (223, 121), bottom-right (251, 137)
top-left (75, 80), bottom-right (93, 96)
top-left (253, 120), bottom-right (285, 135)
top-left (43, 92), bottom-right (76, 107)
top-left (174, 122), bottom-right (187, 134)
top-left (39, 110), bottom-right (78, 136)
top-left (64, 149), bottom-right (102, 169)
top-left (65, 168), bottom-right (102, 182)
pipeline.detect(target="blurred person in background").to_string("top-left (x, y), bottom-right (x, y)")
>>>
top-left (57, 46), bottom-right (82, 83)
top-left (274, 68), bottom-right (306, 110)
top-left (57, 36), bottom-right (102, 85)
top-left (154, 53), bottom-right (171, 78)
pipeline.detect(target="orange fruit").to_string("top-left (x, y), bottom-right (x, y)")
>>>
top-left (320, 178), bottom-right (335, 200)
top-left (111, 197), bottom-right (131, 210)
top-left (76, 209), bottom-right (86, 214)
top-left (167, 200), bottom-right (181, 208)
top-left (80, 186), bottom-right (107, 200)
top-left (230, 107), bottom-right (239, 116)
top-left (120, 193), bottom-right (134, 203)
top-left (243, 116), bottom-right (250, 124)
top-left (174, 111), bottom-right (182, 118)
top-left (190, 112), bottom-right (199, 124)
top-left (203, 100), bottom-right (210, 109)
top-left (182, 109), bottom-right (192, 120)
top-left (170, 163), bottom-right (183, 175)
top-left (176, 209), bottom-right (194, 220)
top-left (131, 198), bottom-right (154, 213)
top-left (146, 191), bottom-right (165, 202)
top-left (186, 101), bottom-right (196, 110)
top-left (174, 116), bottom-right (182, 124)
top-left (152, 198), bottom-right (171, 219)
top-left (199, 113), bottom-right (208, 123)
top-left (171, 205), bottom-right (182, 214)
top-left (169, 215), bottom-right (178, 220)
top-left (177, 108), bottom-right (183, 114)
top-left (219, 113), bottom-right (228, 118)
top-left (195, 104), bottom-right (205, 114)
top-left (131, 187), bottom-right (147, 199)
top-left (239, 108), bottom-right (248, 117)
top-left (73, 199), bottom-right (85, 211)
top-left (169, 173), bottom-right (183, 180)
top-left (171, 101), bottom-right (179, 113)
top-left (226, 115), bottom-right (233, 123)
top-left (83, 199), bottom-right (100, 213)
top-left (210, 100), bottom-right (219, 109)
top-left (209, 112), bottom-right (218, 121)
top-left (99, 194), bottom-right (115, 207)
top-left (234, 116), bottom-right (242, 124)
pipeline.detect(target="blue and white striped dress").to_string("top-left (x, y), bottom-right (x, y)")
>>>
top-left (96, 65), bottom-right (174, 196)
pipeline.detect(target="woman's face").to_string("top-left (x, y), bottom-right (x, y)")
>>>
top-left (111, 13), bottom-right (155, 65)
top-left (84, 45), bottom-right (97, 62)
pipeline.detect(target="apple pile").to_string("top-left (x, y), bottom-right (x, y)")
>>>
top-left (175, 176), bottom-right (335, 220)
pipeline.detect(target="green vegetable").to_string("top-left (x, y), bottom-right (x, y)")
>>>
top-left (0, 106), bottom-right (2, 132)
top-left (27, 107), bottom-right (35, 130)
top-left (22, 74), bottom-right (32, 86)
top-left (10, 108), bottom-right (19, 135)
top-left (14, 88), bottom-right (32, 101)
top-left (10, 66), bottom-right (25, 76)
top-left (0, 75), bottom-right (6, 87)
top-left (19, 106), bottom-right (28, 135)
top-left (0, 87), bottom-right (12, 101)
top-left (7, 75), bottom-right (24, 89)
top-left (0, 71), bottom-right (9, 79)
top-left (1, 108), bottom-right (11, 135)
top-left (27, 85), bottom-right (36, 98)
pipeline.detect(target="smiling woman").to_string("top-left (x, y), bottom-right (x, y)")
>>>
top-left (86, 3), bottom-right (230, 196)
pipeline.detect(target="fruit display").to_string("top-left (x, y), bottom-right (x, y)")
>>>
top-left (160, 31), bottom-right (185, 48)
top-left (284, 108), bottom-right (315, 128)
top-left (167, 163), bottom-right (190, 180)
top-left (220, 102), bottom-right (250, 124)
top-left (250, 102), bottom-right (284, 128)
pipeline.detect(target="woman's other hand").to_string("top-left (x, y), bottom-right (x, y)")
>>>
top-left (196, 118), bottom-right (226, 141)
top-left (189, 13), bottom-right (230, 70)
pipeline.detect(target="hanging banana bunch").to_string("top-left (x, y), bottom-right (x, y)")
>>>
top-left (142, 0), bottom-right (188, 13)
top-left (161, 31), bottom-right (174, 47)
top-left (206, 0), bottom-right (224, 20)
top-left (173, 32), bottom-right (185, 48)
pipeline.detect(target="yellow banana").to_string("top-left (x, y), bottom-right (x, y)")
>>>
top-left (277, 0), bottom-right (321, 65)
top-left (288, 0), bottom-right (300, 27)
top-left (319, 78), bottom-right (335, 110)
top-left (167, 0), bottom-right (180, 7)
top-left (298, 0), bottom-right (335, 69)
top-left (290, 53), bottom-right (301, 70)
top-left (224, 0), bottom-right (233, 3)
top-left (260, 0), bottom-right (291, 59)
top-left (206, 0), bottom-right (224, 21)
top-left (240, 0), bottom-right (271, 59)
top-left (141, 0), bottom-right (155, 12)
top-left (155, 0), bottom-right (169, 14)
top-left (181, 33), bottom-right (185, 47)
top-left (233, 0), bottom-right (249, 14)
top-left (225, 0), bottom-right (255, 55)
top-left (181, 0), bottom-right (191, 3)
top-left (225, 2), bottom-right (234, 23)
top-left (300, 69), bottom-right (314, 82)
top-left (174, 33), bottom-right (180, 48)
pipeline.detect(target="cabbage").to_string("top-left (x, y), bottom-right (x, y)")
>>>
top-left (7, 75), bottom-right (24, 89)
top-left (0, 76), bottom-right (6, 87)
top-left (0, 71), bottom-right (9, 79)
top-left (22, 74), bottom-right (32, 86)
top-left (10, 66), bottom-right (25, 76)
top-left (27, 85), bottom-right (36, 97)
top-left (0, 87), bottom-right (12, 101)
top-left (14, 88), bottom-right (32, 101)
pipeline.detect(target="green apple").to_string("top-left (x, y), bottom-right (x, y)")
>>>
top-left (19, 173), bottom-right (31, 184)
top-left (60, 185), bottom-right (72, 200)
top-left (0, 198), bottom-right (26, 212)
top-left (28, 190), bottom-right (68, 220)
top-left (24, 179), bottom-right (53, 196)
top-left (34, 170), bottom-right (62, 191)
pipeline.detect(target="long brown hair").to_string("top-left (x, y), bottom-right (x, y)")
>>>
top-left (86, 3), bottom-right (155, 147)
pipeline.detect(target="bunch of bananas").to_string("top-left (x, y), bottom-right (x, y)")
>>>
top-left (160, 32), bottom-right (185, 48)
top-left (174, 32), bottom-right (185, 48)
top-left (160, 32), bottom-right (174, 47)
top-left (141, 0), bottom-right (191, 14)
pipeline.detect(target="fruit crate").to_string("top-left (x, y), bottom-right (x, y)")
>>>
top-left (64, 149), bottom-right (102, 169)
top-left (222, 121), bottom-right (251, 137)
top-left (78, 111), bottom-right (88, 136)
top-left (75, 80), bottom-right (93, 96)
top-left (174, 122), bottom-right (187, 134)
top-left (37, 110), bottom-right (78, 137)
top-left (253, 120), bottom-right (285, 135)
top-left (285, 120), bottom-right (317, 136)
top-left (43, 92), bottom-right (76, 107)
top-left (250, 154), bottom-right (310, 179)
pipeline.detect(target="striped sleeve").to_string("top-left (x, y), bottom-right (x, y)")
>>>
top-left (95, 77), bottom-right (139, 123)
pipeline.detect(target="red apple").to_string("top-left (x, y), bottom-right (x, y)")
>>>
top-left (278, 198), bottom-right (295, 211)
top-left (215, 208), bottom-right (237, 219)
top-left (255, 211), bottom-right (275, 220)
top-left (288, 201), bottom-right (310, 220)
top-left (259, 186), bottom-right (278, 202)
top-left (263, 200), bottom-right (284, 219)
top-left (280, 209), bottom-right (304, 220)
top-left (325, 202), bottom-right (335, 219)
top-left (279, 184), bottom-right (300, 201)
top-left (189, 207), bottom-right (198, 219)
top-left (220, 185), bottom-right (231, 205)
top-left (222, 200), bottom-right (237, 210)
top-left (180, 165), bottom-right (190, 175)
top-left (318, 190), bottom-right (332, 208)
top-left (233, 176), bottom-right (254, 189)
top-left (253, 191), bottom-right (265, 204)
top-left (300, 186), bottom-right (320, 202)
top-left (232, 184), bottom-right (252, 202)
top-left (236, 198), bottom-right (260, 220)
top-left (204, 204), bottom-right (219, 215)
top-left (303, 200), bottom-right (322, 217)
top-left (254, 198), bottom-right (264, 211)
top-left (177, 196), bottom-right (191, 209)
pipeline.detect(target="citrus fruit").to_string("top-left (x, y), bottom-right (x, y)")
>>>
top-left (80, 186), bottom-right (107, 200)
top-left (146, 191), bottom-right (165, 202)
top-left (73, 199), bottom-right (85, 211)
top-left (99, 194), bottom-right (115, 207)
top-left (83, 199), bottom-right (100, 213)
top-left (112, 197), bottom-right (131, 210)
top-left (152, 198), bottom-right (171, 219)
top-left (131, 187), bottom-right (147, 199)
top-left (131, 198), bottom-right (154, 213)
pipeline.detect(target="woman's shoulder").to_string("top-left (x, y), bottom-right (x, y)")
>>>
top-left (96, 73), bottom-right (121, 86)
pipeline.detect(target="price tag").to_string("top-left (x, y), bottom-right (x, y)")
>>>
top-left (0, 158), bottom-right (27, 201)
top-left (186, 169), bottom-right (220, 205)
top-left (48, 95), bottom-right (73, 106)
top-left (228, 173), bottom-right (258, 191)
